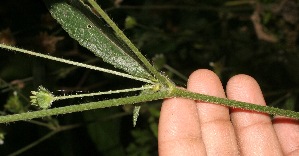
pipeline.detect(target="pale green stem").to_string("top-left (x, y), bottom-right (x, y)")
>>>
top-left (87, 0), bottom-right (173, 87)
top-left (1, 86), bottom-right (299, 123)
top-left (172, 88), bottom-right (299, 119)
top-left (0, 44), bottom-right (154, 84)
top-left (53, 85), bottom-right (154, 101)
top-left (0, 90), bottom-right (169, 123)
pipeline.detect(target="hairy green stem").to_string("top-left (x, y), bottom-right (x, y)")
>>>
top-left (0, 90), bottom-right (169, 123)
top-left (172, 88), bottom-right (299, 119)
top-left (0, 43), bottom-right (154, 84)
top-left (1, 86), bottom-right (298, 123)
top-left (54, 85), bottom-right (154, 101)
top-left (87, 0), bottom-right (173, 87)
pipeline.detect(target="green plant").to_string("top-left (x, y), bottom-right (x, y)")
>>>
top-left (1, 0), bottom-right (299, 122)
top-left (0, 0), bottom-right (298, 155)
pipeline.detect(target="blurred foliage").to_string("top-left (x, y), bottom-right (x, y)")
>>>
top-left (0, 0), bottom-right (299, 155)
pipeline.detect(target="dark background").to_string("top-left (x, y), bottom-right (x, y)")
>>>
top-left (0, 0), bottom-right (298, 155)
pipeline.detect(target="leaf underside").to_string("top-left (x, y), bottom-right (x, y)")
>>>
top-left (44, 0), bottom-right (154, 80)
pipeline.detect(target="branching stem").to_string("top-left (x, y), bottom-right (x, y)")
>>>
top-left (1, 86), bottom-right (298, 124)
top-left (0, 44), bottom-right (154, 84)
top-left (53, 85), bottom-right (154, 101)
top-left (0, 0), bottom-right (297, 125)
top-left (87, 0), bottom-right (173, 87)
top-left (0, 90), bottom-right (169, 123)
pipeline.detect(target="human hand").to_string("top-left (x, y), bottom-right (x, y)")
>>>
top-left (158, 69), bottom-right (299, 155)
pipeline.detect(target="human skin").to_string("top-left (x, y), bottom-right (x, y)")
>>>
top-left (158, 69), bottom-right (299, 156)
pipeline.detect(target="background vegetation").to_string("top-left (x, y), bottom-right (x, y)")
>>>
top-left (0, 0), bottom-right (298, 155)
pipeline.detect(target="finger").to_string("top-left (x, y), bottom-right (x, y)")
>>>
top-left (227, 74), bottom-right (283, 155)
top-left (158, 96), bottom-right (207, 155)
top-left (273, 117), bottom-right (299, 155)
top-left (187, 69), bottom-right (239, 155)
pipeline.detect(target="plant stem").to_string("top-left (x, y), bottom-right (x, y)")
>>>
top-left (0, 43), bottom-right (154, 84)
top-left (0, 90), bottom-right (169, 123)
top-left (172, 88), bottom-right (299, 119)
top-left (87, 0), bottom-right (173, 87)
top-left (53, 85), bottom-right (154, 101)
top-left (1, 86), bottom-right (299, 123)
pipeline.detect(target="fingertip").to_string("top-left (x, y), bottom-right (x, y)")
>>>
top-left (227, 74), bottom-right (282, 155)
top-left (226, 74), bottom-right (266, 105)
top-left (187, 69), bottom-right (225, 97)
top-left (186, 70), bottom-right (239, 155)
top-left (187, 69), bottom-right (228, 120)
top-left (227, 74), bottom-right (268, 122)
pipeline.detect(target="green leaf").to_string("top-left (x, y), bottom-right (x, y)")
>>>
top-left (43, 0), bottom-right (154, 80)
